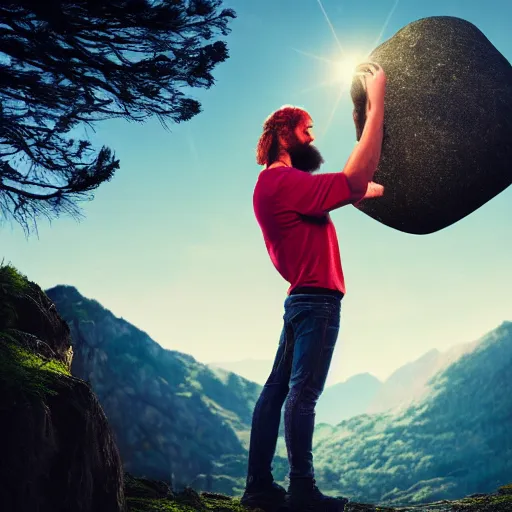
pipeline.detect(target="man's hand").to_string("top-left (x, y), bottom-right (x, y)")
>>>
top-left (355, 62), bottom-right (386, 113)
top-left (354, 181), bottom-right (384, 206)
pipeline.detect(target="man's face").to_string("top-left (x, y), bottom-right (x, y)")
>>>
top-left (286, 117), bottom-right (324, 173)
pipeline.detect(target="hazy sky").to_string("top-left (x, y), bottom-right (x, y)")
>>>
top-left (1, 0), bottom-right (511, 386)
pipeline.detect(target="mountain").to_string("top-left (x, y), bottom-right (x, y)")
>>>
top-left (367, 340), bottom-right (480, 414)
top-left (45, 285), bottom-right (278, 495)
top-left (209, 344), bottom-right (479, 427)
top-left (207, 361), bottom-right (384, 426)
top-left (311, 321), bottom-right (512, 505)
top-left (314, 342), bottom-right (480, 427)
top-left (208, 359), bottom-right (273, 385)
top-left (45, 283), bottom-right (512, 506)
top-left (315, 373), bottom-right (382, 426)
top-left (3, 264), bottom-right (511, 512)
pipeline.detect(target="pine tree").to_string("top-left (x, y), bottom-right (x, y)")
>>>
top-left (0, 0), bottom-right (235, 232)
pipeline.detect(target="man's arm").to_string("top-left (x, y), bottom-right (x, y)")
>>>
top-left (342, 109), bottom-right (384, 196)
top-left (353, 181), bottom-right (385, 206)
top-left (276, 63), bottom-right (386, 216)
top-left (343, 63), bottom-right (386, 196)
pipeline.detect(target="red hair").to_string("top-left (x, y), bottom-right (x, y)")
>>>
top-left (256, 105), bottom-right (310, 166)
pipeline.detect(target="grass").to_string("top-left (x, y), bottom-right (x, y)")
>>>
top-left (0, 263), bottom-right (29, 328)
top-left (0, 263), bottom-right (70, 400)
top-left (0, 332), bottom-right (71, 400)
top-left (126, 494), bottom-right (247, 512)
top-left (124, 485), bottom-right (512, 512)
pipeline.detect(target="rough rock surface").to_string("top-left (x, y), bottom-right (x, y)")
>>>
top-left (351, 16), bottom-right (512, 234)
top-left (0, 265), bottom-right (125, 512)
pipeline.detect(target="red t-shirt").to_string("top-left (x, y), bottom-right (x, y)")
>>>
top-left (253, 166), bottom-right (353, 295)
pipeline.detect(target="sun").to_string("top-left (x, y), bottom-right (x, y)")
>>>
top-left (332, 53), bottom-right (368, 87)
top-left (291, 0), bottom-right (400, 138)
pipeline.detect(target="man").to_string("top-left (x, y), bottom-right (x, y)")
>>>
top-left (240, 63), bottom-right (386, 512)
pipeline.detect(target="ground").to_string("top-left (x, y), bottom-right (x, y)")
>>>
top-left (124, 475), bottom-right (512, 512)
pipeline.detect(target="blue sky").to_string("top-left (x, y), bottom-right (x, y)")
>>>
top-left (1, 0), bottom-right (511, 385)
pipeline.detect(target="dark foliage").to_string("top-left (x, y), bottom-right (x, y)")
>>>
top-left (0, 0), bottom-right (235, 232)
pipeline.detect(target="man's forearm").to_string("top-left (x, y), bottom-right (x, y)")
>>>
top-left (342, 107), bottom-right (384, 195)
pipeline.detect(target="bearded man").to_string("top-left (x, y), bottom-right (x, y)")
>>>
top-left (240, 63), bottom-right (387, 512)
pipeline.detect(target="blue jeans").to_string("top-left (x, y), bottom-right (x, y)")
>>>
top-left (246, 293), bottom-right (341, 489)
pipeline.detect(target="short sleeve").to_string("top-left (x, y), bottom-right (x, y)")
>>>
top-left (278, 169), bottom-right (354, 216)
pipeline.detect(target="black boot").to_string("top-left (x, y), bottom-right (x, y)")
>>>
top-left (241, 477), bottom-right (287, 512)
top-left (285, 478), bottom-right (348, 512)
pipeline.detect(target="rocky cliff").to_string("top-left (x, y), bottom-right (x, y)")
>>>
top-left (0, 264), bottom-right (125, 512)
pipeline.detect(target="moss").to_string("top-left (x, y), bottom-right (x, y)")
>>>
top-left (202, 496), bottom-right (245, 512)
top-left (127, 498), bottom-right (195, 512)
top-left (0, 332), bottom-right (70, 400)
top-left (125, 475), bottom-right (249, 512)
top-left (0, 263), bottom-right (29, 328)
top-left (127, 494), bottom-right (247, 512)
top-left (0, 263), bottom-right (29, 291)
top-left (124, 483), bottom-right (512, 512)
top-left (498, 484), bottom-right (512, 495)
top-left (450, 489), bottom-right (512, 511)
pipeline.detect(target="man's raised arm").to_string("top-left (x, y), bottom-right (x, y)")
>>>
top-left (342, 62), bottom-right (386, 198)
top-left (280, 63), bottom-right (386, 215)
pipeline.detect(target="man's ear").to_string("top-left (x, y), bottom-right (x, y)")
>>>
top-left (277, 131), bottom-right (292, 153)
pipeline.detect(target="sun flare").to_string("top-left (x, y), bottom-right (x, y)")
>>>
top-left (332, 54), bottom-right (368, 87)
top-left (291, 0), bottom-right (399, 138)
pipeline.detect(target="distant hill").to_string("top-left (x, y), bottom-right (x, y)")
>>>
top-left (367, 340), bottom-right (480, 414)
top-left (207, 361), bottom-right (384, 426)
top-left (207, 359), bottom-right (386, 425)
top-left (311, 321), bottom-right (512, 505)
top-left (210, 340), bottom-right (480, 427)
top-left (315, 373), bottom-right (382, 425)
top-left (208, 359), bottom-right (273, 386)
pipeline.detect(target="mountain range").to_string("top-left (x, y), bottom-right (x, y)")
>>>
top-left (310, 320), bottom-right (512, 505)
top-left (46, 285), bottom-right (268, 495)
top-left (46, 284), bottom-right (512, 505)
top-left (210, 338), bottom-right (479, 426)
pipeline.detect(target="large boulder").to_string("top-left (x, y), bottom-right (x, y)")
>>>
top-left (0, 264), bottom-right (125, 512)
top-left (351, 16), bottom-right (512, 234)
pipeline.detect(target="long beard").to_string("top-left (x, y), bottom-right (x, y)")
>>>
top-left (288, 143), bottom-right (324, 173)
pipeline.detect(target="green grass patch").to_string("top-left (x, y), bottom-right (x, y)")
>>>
top-left (498, 484), bottom-right (512, 495)
top-left (127, 497), bottom-right (194, 512)
top-left (0, 263), bottom-right (30, 328)
top-left (127, 495), bottom-right (247, 512)
top-left (0, 332), bottom-right (70, 400)
top-left (0, 263), bottom-right (29, 293)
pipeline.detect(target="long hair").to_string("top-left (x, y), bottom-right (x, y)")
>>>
top-left (256, 105), bottom-right (310, 166)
